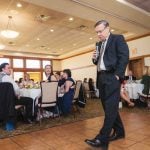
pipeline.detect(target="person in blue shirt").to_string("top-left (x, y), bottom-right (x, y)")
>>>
top-left (61, 69), bottom-right (75, 115)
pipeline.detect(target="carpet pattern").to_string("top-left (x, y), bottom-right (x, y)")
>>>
top-left (0, 99), bottom-right (149, 139)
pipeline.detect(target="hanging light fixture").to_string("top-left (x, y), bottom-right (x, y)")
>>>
top-left (1, 16), bottom-right (19, 39)
top-left (0, 44), bottom-right (5, 50)
top-left (0, 36), bottom-right (5, 50)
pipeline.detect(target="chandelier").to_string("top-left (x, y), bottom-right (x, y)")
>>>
top-left (1, 16), bottom-right (19, 39)
top-left (0, 44), bottom-right (5, 50)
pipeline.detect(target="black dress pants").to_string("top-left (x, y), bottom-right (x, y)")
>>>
top-left (96, 72), bottom-right (125, 143)
top-left (15, 97), bottom-right (33, 119)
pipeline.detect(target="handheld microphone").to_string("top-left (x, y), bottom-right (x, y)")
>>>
top-left (95, 42), bottom-right (99, 59)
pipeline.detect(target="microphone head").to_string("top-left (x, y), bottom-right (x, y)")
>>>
top-left (96, 42), bottom-right (99, 47)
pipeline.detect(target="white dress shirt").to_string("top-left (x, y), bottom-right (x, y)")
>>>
top-left (99, 33), bottom-right (110, 70)
top-left (129, 75), bottom-right (132, 81)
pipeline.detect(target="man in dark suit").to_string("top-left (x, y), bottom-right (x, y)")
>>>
top-left (85, 20), bottom-right (129, 149)
top-left (125, 70), bottom-right (136, 81)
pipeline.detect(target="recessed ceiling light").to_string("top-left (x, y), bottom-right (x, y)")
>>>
top-left (89, 37), bottom-right (93, 40)
top-left (16, 2), bottom-right (22, 8)
top-left (37, 38), bottom-right (40, 40)
top-left (111, 29), bottom-right (115, 32)
top-left (40, 45), bottom-right (46, 49)
top-left (73, 43), bottom-right (76, 46)
top-left (0, 44), bottom-right (5, 50)
top-left (10, 10), bottom-right (18, 15)
top-left (50, 29), bottom-right (54, 32)
top-left (26, 44), bottom-right (30, 47)
top-left (69, 17), bottom-right (74, 21)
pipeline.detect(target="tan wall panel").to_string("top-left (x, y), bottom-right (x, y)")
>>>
top-left (53, 60), bottom-right (62, 71)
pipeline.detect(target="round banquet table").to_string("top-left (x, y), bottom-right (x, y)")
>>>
top-left (19, 88), bottom-right (41, 115)
top-left (125, 83), bottom-right (144, 99)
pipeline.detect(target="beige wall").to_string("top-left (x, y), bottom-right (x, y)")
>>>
top-left (128, 36), bottom-right (150, 58)
top-left (144, 57), bottom-right (150, 66)
top-left (54, 36), bottom-right (150, 81)
top-left (61, 52), bottom-right (96, 81)
top-left (52, 60), bottom-right (62, 71)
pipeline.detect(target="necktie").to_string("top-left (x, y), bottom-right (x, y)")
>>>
top-left (129, 76), bottom-right (132, 80)
top-left (97, 41), bottom-right (105, 72)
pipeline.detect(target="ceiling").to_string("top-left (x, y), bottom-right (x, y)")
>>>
top-left (0, 0), bottom-right (149, 59)
top-left (126, 0), bottom-right (150, 12)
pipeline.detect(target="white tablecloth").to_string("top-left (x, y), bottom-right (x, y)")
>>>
top-left (19, 88), bottom-right (41, 115)
top-left (19, 88), bottom-right (41, 100)
top-left (125, 83), bottom-right (144, 99)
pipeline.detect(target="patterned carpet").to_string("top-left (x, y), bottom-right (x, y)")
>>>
top-left (0, 99), bottom-right (149, 139)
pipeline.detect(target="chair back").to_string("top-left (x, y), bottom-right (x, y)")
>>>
top-left (41, 81), bottom-right (58, 104)
top-left (83, 82), bottom-right (89, 91)
top-left (74, 80), bottom-right (82, 100)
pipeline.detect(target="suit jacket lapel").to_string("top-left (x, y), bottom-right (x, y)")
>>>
top-left (105, 33), bottom-right (113, 51)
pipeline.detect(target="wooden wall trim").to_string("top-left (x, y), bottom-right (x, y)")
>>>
top-left (130, 54), bottom-right (150, 60)
top-left (65, 55), bottom-right (150, 71)
top-left (70, 65), bottom-right (95, 71)
top-left (59, 49), bottom-right (93, 61)
top-left (1, 55), bottom-right (51, 61)
top-left (60, 33), bottom-right (150, 60)
top-left (126, 33), bottom-right (150, 42)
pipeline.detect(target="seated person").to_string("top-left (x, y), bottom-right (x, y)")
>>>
top-left (22, 73), bottom-right (34, 88)
top-left (59, 69), bottom-right (75, 115)
top-left (44, 65), bottom-right (57, 82)
top-left (55, 71), bottom-right (65, 87)
top-left (141, 70), bottom-right (150, 95)
top-left (23, 73), bottom-right (30, 85)
top-left (0, 63), bottom-right (33, 123)
top-left (18, 77), bottom-right (24, 88)
top-left (88, 78), bottom-right (96, 98)
top-left (83, 78), bottom-right (88, 83)
top-left (88, 78), bottom-right (95, 91)
top-left (120, 80), bottom-right (135, 107)
top-left (125, 70), bottom-right (136, 81)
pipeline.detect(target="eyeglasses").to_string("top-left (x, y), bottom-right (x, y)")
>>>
top-left (96, 27), bottom-right (107, 34)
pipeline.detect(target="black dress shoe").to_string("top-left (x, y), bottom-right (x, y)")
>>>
top-left (109, 134), bottom-right (125, 141)
top-left (85, 138), bottom-right (108, 148)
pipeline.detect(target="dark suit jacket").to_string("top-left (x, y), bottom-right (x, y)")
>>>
top-left (0, 82), bottom-right (16, 121)
top-left (93, 34), bottom-right (129, 88)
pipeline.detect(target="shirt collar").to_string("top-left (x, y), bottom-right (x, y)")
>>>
top-left (101, 32), bottom-right (110, 43)
top-left (1, 72), bottom-right (7, 75)
top-left (105, 32), bottom-right (110, 42)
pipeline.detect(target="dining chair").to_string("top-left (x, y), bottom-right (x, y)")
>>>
top-left (38, 81), bottom-right (60, 124)
top-left (138, 92), bottom-right (150, 109)
top-left (83, 82), bottom-right (96, 99)
top-left (72, 80), bottom-right (82, 117)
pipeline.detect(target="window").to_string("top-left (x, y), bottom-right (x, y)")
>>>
top-left (42, 60), bottom-right (51, 68)
top-left (0, 58), bottom-right (10, 65)
top-left (13, 72), bottom-right (24, 81)
top-left (26, 59), bottom-right (40, 68)
top-left (27, 72), bottom-right (41, 82)
top-left (13, 59), bottom-right (23, 68)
